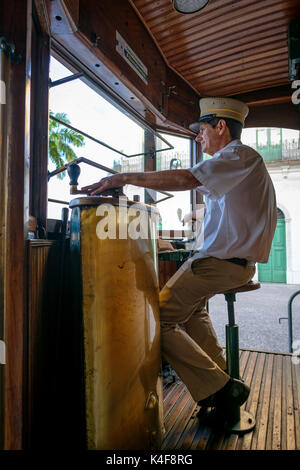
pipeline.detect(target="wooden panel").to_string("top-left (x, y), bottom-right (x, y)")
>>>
top-left (27, 240), bottom-right (61, 448)
top-left (30, 8), bottom-right (50, 234)
top-left (44, 0), bottom-right (199, 134)
top-left (131, 0), bottom-right (300, 98)
top-left (158, 259), bottom-right (177, 289)
top-left (0, 0), bottom-right (31, 450)
top-left (26, 239), bottom-right (86, 449)
top-left (244, 102), bottom-right (300, 131)
top-left (161, 349), bottom-right (300, 450)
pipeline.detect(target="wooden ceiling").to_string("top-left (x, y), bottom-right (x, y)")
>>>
top-left (130, 0), bottom-right (300, 97)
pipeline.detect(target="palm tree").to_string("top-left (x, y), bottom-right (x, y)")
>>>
top-left (49, 112), bottom-right (85, 178)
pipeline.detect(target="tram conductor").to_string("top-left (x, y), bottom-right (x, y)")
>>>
top-left (82, 97), bottom-right (277, 424)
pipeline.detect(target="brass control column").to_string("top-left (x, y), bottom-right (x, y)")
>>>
top-left (69, 196), bottom-right (164, 450)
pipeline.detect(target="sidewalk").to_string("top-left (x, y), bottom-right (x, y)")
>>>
top-left (209, 282), bottom-right (300, 354)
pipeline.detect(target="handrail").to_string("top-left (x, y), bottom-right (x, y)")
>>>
top-left (49, 114), bottom-right (174, 158)
top-left (48, 157), bottom-right (174, 204)
top-left (279, 290), bottom-right (300, 353)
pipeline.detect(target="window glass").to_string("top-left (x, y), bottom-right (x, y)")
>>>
top-left (48, 57), bottom-right (192, 228)
top-left (242, 127), bottom-right (300, 162)
top-left (48, 57), bottom-right (145, 218)
top-left (282, 128), bottom-right (300, 160)
top-left (270, 128), bottom-right (281, 146)
top-left (155, 134), bottom-right (191, 231)
top-left (256, 129), bottom-right (268, 146)
top-left (241, 127), bottom-right (256, 148)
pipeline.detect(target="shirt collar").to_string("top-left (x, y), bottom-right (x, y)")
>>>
top-left (213, 139), bottom-right (242, 158)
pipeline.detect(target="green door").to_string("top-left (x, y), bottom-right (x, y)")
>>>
top-left (258, 217), bottom-right (286, 283)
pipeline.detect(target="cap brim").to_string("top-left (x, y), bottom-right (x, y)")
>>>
top-left (189, 114), bottom-right (218, 133)
top-left (189, 121), bottom-right (200, 133)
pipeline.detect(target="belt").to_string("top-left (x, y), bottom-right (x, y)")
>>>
top-left (225, 257), bottom-right (248, 267)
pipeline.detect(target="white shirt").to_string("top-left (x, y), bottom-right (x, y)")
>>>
top-left (187, 139), bottom-right (277, 263)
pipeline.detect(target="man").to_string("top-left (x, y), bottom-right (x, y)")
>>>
top-left (82, 97), bottom-right (277, 424)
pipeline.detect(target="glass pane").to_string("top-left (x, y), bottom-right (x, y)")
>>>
top-left (270, 128), bottom-right (281, 145)
top-left (257, 129), bottom-right (268, 146)
top-left (241, 128), bottom-right (256, 150)
top-left (155, 134), bottom-right (192, 232)
top-left (48, 56), bottom-right (145, 218)
top-left (282, 128), bottom-right (300, 160)
top-left (242, 127), bottom-right (300, 162)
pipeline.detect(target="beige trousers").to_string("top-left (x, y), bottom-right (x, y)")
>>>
top-left (159, 257), bottom-right (256, 401)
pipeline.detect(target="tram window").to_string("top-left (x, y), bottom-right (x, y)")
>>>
top-left (155, 133), bottom-right (192, 232)
top-left (48, 56), bottom-right (145, 219)
top-left (256, 128), bottom-right (268, 146)
top-left (48, 56), bottom-right (194, 231)
top-left (242, 127), bottom-right (300, 162)
top-left (271, 128), bottom-right (281, 146)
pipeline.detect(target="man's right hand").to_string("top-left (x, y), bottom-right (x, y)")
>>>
top-left (81, 174), bottom-right (124, 196)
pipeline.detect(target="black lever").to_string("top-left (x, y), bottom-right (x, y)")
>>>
top-left (67, 162), bottom-right (125, 197)
top-left (67, 162), bottom-right (81, 194)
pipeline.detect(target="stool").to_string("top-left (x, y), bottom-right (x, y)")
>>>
top-left (222, 281), bottom-right (260, 433)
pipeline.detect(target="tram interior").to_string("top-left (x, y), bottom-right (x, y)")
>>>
top-left (0, 0), bottom-right (300, 451)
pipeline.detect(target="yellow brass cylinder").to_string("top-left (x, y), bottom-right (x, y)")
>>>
top-left (71, 197), bottom-right (164, 450)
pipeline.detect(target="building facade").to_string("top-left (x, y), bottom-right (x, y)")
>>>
top-left (244, 128), bottom-right (300, 285)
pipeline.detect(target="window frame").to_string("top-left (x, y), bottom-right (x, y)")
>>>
top-left (47, 48), bottom-right (198, 232)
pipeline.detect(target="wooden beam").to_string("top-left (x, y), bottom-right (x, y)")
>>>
top-left (246, 96), bottom-right (291, 107)
top-left (234, 85), bottom-right (293, 107)
top-left (0, 0), bottom-right (32, 449)
top-left (245, 101), bottom-right (300, 130)
top-left (30, 10), bottom-right (50, 234)
top-left (42, 0), bottom-right (199, 134)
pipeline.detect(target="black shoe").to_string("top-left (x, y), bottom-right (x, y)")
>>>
top-left (215, 377), bottom-right (250, 412)
top-left (197, 394), bottom-right (216, 410)
top-left (198, 377), bottom-right (248, 411)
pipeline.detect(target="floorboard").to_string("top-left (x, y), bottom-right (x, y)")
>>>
top-left (161, 349), bottom-right (300, 451)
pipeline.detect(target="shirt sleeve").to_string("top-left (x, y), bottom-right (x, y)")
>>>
top-left (187, 145), bottom-right (260, 199)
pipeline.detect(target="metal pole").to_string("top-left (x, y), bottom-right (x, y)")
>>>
top-left (225, 294), bottom-right (240, 425)
top-left (223, 293), bottom-right (255, 433)
top-left (288, 290), bottom-right (300, 353)
top-left (225, 293), bottom-right (240, 379)
top-left (49, 72), bottom-right (84, 88)
top-left (0, 40), bottom-right (6, 452)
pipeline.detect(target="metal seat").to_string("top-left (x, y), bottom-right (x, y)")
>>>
top-left (220, 281), bottom-right (261, 433)
top-left (222, 280), bottom-right (261, 295)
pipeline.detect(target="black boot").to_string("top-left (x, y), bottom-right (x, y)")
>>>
top-left (198, 378), bottom-right (249, 412)
top-left (214, 378), bottom-right (250, 425)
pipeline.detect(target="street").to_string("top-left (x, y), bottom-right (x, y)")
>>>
top-left (209, 282), bottom-right (300, 354)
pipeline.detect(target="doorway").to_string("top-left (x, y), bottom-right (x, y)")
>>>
top-left (258, 208), bottom-right (286, 283)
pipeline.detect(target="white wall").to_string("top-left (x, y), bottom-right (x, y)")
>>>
top-left (268, 164), bottom-right (300, 284)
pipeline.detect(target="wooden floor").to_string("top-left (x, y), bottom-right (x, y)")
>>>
top-left (161, 349), bottom-right (300, 450)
